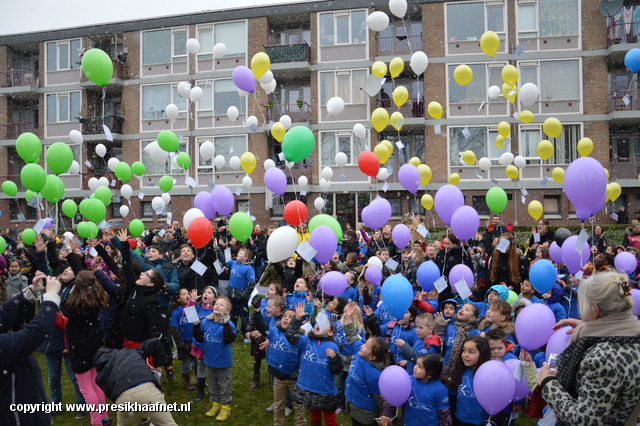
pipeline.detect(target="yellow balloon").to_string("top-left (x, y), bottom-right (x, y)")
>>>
top-left (421, 194), bottom-right (434, 210)
top-left (604, 168), bottom-right (610, 180)
top-left (501, 64), bottom-right (518, 86)
top-left (240, 151), bottom-right (257, 174)
top-left (390, 111), bottom-right (404, 131)
top-left (454, 65), bottom-right (473, 86)
top-left (537, 140), bottom-right (554, 161)
top-left (392, 86), bottom-right (409, 107)
top-left (577, 137), bottom-right (594, 157)
top-left (372, 61), bottom-right (387, 77)
top-left (501, 83), bottom-right (517, 103)
top-left (382, 139), bottom-right (394, 153)
top-left (417, 164), bottom-right (432, 186)
top-left (389, 57), bottom-right (405, 78)
top-left (609, 182), bottom-right (622, 201)
top-left (462, 150), bottom-right (476, 165)
top-left (518, 110), bottom-right (535, 124)
top-left (480, 31), bottom-right (500, 58)
top-left (371, 108), bottom-right (390, 132)
top-left (250, 52), bottom-right (270, 79)
top-left (448, 173), bottom-right (460, 185)
top-left (528, 200), bottom-right (543, 221)
top-left (505, 165), bottom-right (519, 179)
top-left (552, 167), bottom-right (565, 184)
top-left (409, 157), bottom-right (421, 167)
top-left (496, 134), bottom-right (506, 149)
top-left (373, 144), bottom-right (391, 164)
top-left (271, 122), bottom-right (286, 142)
top-left (427, 101), bottom-right (443, 119)
top-left (543, 117), bottom-right (562, 138)
top-left (497, 121), bottom-right (510, 138)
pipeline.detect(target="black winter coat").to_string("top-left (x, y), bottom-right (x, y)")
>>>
top-left (435, 245), bottom-right (474, 304)
top-left (64, 306), bottom-right (103, 374)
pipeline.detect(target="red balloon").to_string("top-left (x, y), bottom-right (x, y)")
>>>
top-left (283, 200), bottom-right (308, 226)
top-left (358, 151), bottom-right (380, 177)
top-left (187, 217), bottom-right (213, 249)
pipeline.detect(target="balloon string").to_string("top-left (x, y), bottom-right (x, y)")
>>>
top-left (401, 18), bottom-right (413, 53)
top-left (101, 86), bottom-right (106, 128)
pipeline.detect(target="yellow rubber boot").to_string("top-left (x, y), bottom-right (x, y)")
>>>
top-left (206, 401), bottom-right (221, 417)
top-left (216, 405), bottom-right (231, 422)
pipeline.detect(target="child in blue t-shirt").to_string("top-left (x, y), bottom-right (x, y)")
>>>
top-left (337, 271), bottom-right (358, 302)
top-left (186, 286), bottom-right (216, 402)
top-left (226, 248), bottom-right (256, 337)
top-left (169, 288), bottom-right (195, 390)
top-left (486, 328), bottom-right (517, 361)
top-left (440, 299), bottom-right (458, 321)
top-left (543, 284), bottom-right (568, 322)
top-left (395, 313), bottom-right (442, 376)
top-left (286, 278), bottom-right (314, 317)
top-left (435, 303), bottom-right (480, 366)
top-left (478, 299), bottom-right (517, 355)
top-left (370, 305), bottom-right (419, 364)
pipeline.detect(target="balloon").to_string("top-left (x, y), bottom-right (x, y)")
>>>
top-left (264, 167), bottom-right (287, 196)
top-left (506, 290), bottom-right (518, 306)
top-left (297, 175), bottom-right (308, 189)
top-left (373, 144), bottom-right (391, 164)
top-left (549, 241), bottom-right (563, 264)
top-left (358, 151), bottom-right (380, 177)
top-left (410, 51), bottom-right (429, 76)
top-left (186, 38), bottom-right (200, 55)
top-left (161, 192), bottom-right (171, 206)
top-left (502, 359), bottom-right (528, 402)
top-left (179, 209), bottom-right (203, 231)
top-left (392, 86), bottom-right (409, 108)
top-left (282, 126), bottom-right (315, 162)
top-left (185, 216), bottom-right (213, 249)
top-left (68, 160), bottom-right (80, 174)
top-left (229, 156), bottom-right (241, 170)
top-left (267, 226), bottom-right (299, 262)
top-left (605, 168), bottom-right (610, 180)
top-left (91, 144), bottom-right (107, 159)
top-left (239, 152), bottom-right (257, 174)
top-left (319, 271), bottom-right (348, 296)
top-left (271, 122), bottom-right (286, 142)
top-left (480, 30), bottom-right (500, 57)
top-left (214, 155), bottom-right (226, 169)
top-left (536, 140), bottom-right (554, 161)
top-left (553, 228), bottom-right (572, 247)
top-left (499, 152), bottom-right (514, 165)
top-left (462, 150), bottom-right (476, 165)
top-left (21, 228), bottom-right (36, 245)
top-left (478, 157), bottom-right (491, 172)
top-left (126, 219), bottom-right (143, 238)
top-left (416, 261), bottom-right (439, 292)
top-left (561, 236), bottom-right (591, 274)
top-left (434, 184), bottom-right (464, 225)
top-left (258, 70), bottom-right (274, 84)
top-left (314, 197), bottom-right (325, 211)
top-left (543, 117), bottom-right (562, 139)
top-left (379, 365), bottom-right (412, 407)
top-left (284, 200), bottom-right (308, 226)
top-left (175, 152), bottom-right (190, 170)
top-left (112, 161), bottom-right (130, 182)
top-left (615, 251), bottom-right (637, 274)
top-left (366, 11), bottom-right (390, 32)
top-left (250, 52), bottom-right (270, 79)
top-left (264, 159), bottom-right (276, 171)
top-left (398, 164), bottom-right (420, 194)
top-left (146, 141), bottom-right (168, 165)
top-left (120, 184), bottom-right (133, 200)
top-left (376, 168), bottom-right (391, 180)
top-left (177, 81), bottom-right (191, 99)
top-left (76, 222), bottom-right (91, 239)
top-left (149, 196), bottom-right (164, 214)
top-left (16, 132), bottom-right (42, 164)
top-left (189, 86), bottom-right (203, 102)
top-left (59, 199), bottom-right (77, 218)
top-left (577, 137), bottom-right (594, 157)
top-left (487, 85), bottom-right (501, 101)
top-left (545, 326), bottom-right (574, 362)
top-left (309, 214), bottom-right (342, 242)
top-left (552, 167), bottom-right (565, 184)
top-left (309, 225), bottom-right (338, 264)
top-left (529, 259), bottom-right (557, 294)
top-left (117, 205), bottom-right (129, 217)
top-left (513, 155), bottom-right (525, 169)
top-left (389, 111), bottom-right (404, 131)
top-left (427, 101), bottom-right (442, 119)
top-left (608, 182), bottom-right (622, 202)
top-left (485, 186), bottom-right (507, 214)
top-left (94, 185), bottom-right (112, 206)
top-left (449, 264), bottom-right (474, 290)
top-left (474, 361), bottom-right (516, 415)
top-left (321, 167), bottom-right (334, 181)
top-left (212, 42), bottom-right (227, 58)
top-left (367, 256), bottom-right (383, 272)
top-left (232, 66), bottom-right (255, 93)
top-left (228, 212), bottom-right (253, 243)
top-left (528, 200), bottom-right (543, 220)
top-left (624, 48), bottom-right (640, 73)
top-left (502, 83), bottom-right (517, 103)
top-left (83, 199), bottom-right (106, 223)
top-left (505, 165), bottom-right (519, 179)
top-left (515, 303), bottom-right (556, 350)
top-left (450, 206), bottom-right (479, 242)
top-left (381, 275), bottom-right (414, 320)
top-left (164, 103), bottom-right (179, 121)
top-left (242, 176), bottom-right (252, 188)
top-left (389, 0), bottom-right (408, 17)
top-left (392, 224), bottom-right (411, 249)
top-left (417, 164), bottom-right (432, 186)
top-left (87, 177), bottom-right (99, 192)
top-left (497, 121), bottom-right (510, 138)
top-left (501, 64), bottom-right (518, 86)
top-left (362, 197), bottom-right (391, 229)
top-left (495, 135), bottom-right (506, 149)
top-left (519, 82), bottom-right (539, 107)
top-left (518, 110), bottom-right (535, 123)
top-left (353, 123), bottom-right (367, 139)
top-left (224, 106), bottom-right (239, 122)
top-left (448, 173), bottom-right (460, 185)
top-left (319, 177), bottom-right (331, 192)
top-left (81, 48), bottom-right (113, 86)
top-left (210, 186), bottom-right (235, 216)
top-left (564, 157), bottom-right (607, 221)
top-left (107, 157), bottom-right (120, 172)
top-left (365, 265), bottom-right (383, 286)
top-left (421, 194), bottom-right (434, 210)
top-left (371, 108), bottom-right (390, 132)
top-left (69, 129), bottom-right (83, 144)
top-left (326, 97), bottom-right (345, 115)
top-left (2, 181), bottom-right (17, 197)
top-left (371, 61), bottom-right (387, 77)
top-left (453, 65), bottom-right (473, 86)
top-left (630, 289), bottom-right (640, 316)
top-left (279, 115), bottom-right (292, 130)
top-left (20, 163), bottom-right (46, 192)
top-left (157, 130), bottom-right (179, 152)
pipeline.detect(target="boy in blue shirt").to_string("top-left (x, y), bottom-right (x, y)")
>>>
top-left (225, 248), bottom-right (256, 339)
top-left (486, 328), bottom-right (517, 361)
top-left (394, 313), bottom-right (442, 376)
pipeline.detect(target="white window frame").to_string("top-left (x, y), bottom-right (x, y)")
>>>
top-left (318, 10), bottom-right (367, 47)
top-left (46, 38), bottom-right (82, 72)
top-left (518, 122), bottom-right (582, 165)
top-left (140, 83), bottom-right (187, 122)
top-left (447, 126), bottom-right (508, 168)
top-left (195, 134), bottom-right (248, 175)
top-left (518, 59), bottom-right (582, 112)
top-left (46, 91), bottom-right (81, 123)
top-left (446, 61), bottom-right (507, 115)
top-left (516, 0), bottom-right (580, 40)
top-left (318, 69), bottom-right (368, 107)
top-left (319, 130), bottom-right (367, 168)
top-left (444, 1), bottom-right (506, 55)
top-left (139, 139), bottom-right (188, 187)
top-left (140, 27), bottom-right (188, 67)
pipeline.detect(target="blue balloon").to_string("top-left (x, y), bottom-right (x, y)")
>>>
top-left (381, 274), bottom-right (414, 320)
top-left (529, 259), bottom-right (557, 295)
top-left (625, 48), bottom-right (640, 73)
top-left (417, 261), bottom-right (440, 292)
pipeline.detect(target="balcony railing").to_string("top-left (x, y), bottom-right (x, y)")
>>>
top-left (609, 156), bottom-right (640, 179)
top-left (78, 115), bottom-right (124, 135)
top-left (376, 35), bottom-right (423, 55)
top-left (0, 122), bottom-right (37, 139)
top-left (607, 19), bottom-right (640, 47)
top-left (264, 43), bottom-right (310, 63)
top-left (275, 161), bottom-right (312, 184)
top-left (377, 97), bottom-right (424, 118)
top-left (608, 89), bottom-right (640, 112)
top-left (0, 68), bottom-right (37, 87)
top-left (265, 102), bottom-right (311, 123)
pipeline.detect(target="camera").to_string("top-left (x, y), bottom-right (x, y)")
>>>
top-left (548, 353), bottom-right (559, 371)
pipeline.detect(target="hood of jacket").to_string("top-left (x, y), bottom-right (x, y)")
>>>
top-left (545, 283), bottom-right (564, 304)
top-left (440, 298), bottom-right (459, 313)
top-left (485, 284), bottom-right (510, 302)
top-left (478, 319), bottom-right (515, 335)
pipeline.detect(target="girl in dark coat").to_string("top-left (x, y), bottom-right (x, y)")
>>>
top-left (435, 231), bottom-right (474, 305)
top-left (488, 233), bottom-right (528, 294)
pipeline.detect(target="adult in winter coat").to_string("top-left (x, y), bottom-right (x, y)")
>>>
top-left (527, 219), bottom-right (555, 261)
top-left (487, 233), bottom-right (528, 294)
top-left (538, 272), bottom-right (640, 425)
top-left (435, 231), bottom-right (474, 304)
top-left (623, 220), bottom-right (640, 251)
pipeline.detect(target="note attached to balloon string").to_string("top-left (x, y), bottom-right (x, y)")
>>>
top-left (185, 176), bottom-right (196, 188)
top-left (576, 230), bottom-right (589, 254)
top-left (301, 322), bottom-right (313, 336)
top-left (395, 141), bottom-right (404, 150)
top-left (300, 190), bottom-right (307, 196)
top-left (89, 248), bottom-right (98, 257)
top-left (461, 128), bottom-right (470, 139)
top-left (540, 176), bottom-right (549, 185)
top-left (190, 259), bottom-right (207, 276)
top-left (33, 219), bottom-right (45, 233)
top-left (315, 311), bottom-right (331, 332)
top-left (158, 229), bottom-right (166, 237)
top-left (491, 179), bottom-right (499, 184)
top-left (278, 152), bottom-right (285, 162)
top-left (247, 285), bottom-right (269, 308)
top-left (574, 270), bottom-right (584, 280)
top-left (623, 95), bottom-right (630, 106)
top-left (166, 212), bottom-right (172, 224)
top-left (478, 101), bottom-right (485, 112)
top-left (434, 276), bottom-right (448, 293)
top-left (296, 241), bottom-right (317, 263)
top-left (138, 192), bottom-right (145, 200)
top-left (385, 258), bottom-right (399, 272)
top-left (512, 362), bottom-right (524, 381)
top-left (382, 182), bottom-right (389, 192)
top-left (103, 125), bottom-right (113, 141)
top-left (213, 260), bottom-right (224, 275)
top-left (454, 280), bottom-right (472, 300)
top-left (521, 195), bottom-right (526, 205)
top-left (85, 161), bottom-right (92, 168)
top-left (224, 248), bottom-right (232, 263)
top-left (521, 188), bottom-right (528, 197)
top-left (27, 196), bottom-right (40, 209)
top-left (533, 233), bottom-right (540, 243)
top-left (497, 238), bottom-right (510, 253)
top-left (514, 45), bottom-right (525, 58)
top-left (184, 306), bottom-right (199, 323)
top-left (235, 187), bottom-right (242, 196)
top-left (416, 225), bottom-right (428, 238)
top-left (110, 179), bottom-right (116, 187)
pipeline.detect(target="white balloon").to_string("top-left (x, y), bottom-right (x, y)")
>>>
top-left (367, 256), bottom-right (383, 271)
top-left (68, 160), bottom-right (80, 174)
top-left (258, 69), bottom-right (273, 84)
top-left (186, 38), bottom-right (200, 55)
top-left (69, 129), bottom-right (83, 144)
top-left (199, 141), bottom-right (215, 161)
top-left (171, 155), bottom-right (180, 170)
top-left (514, 155), bottom-right (527, 169)
top-left (147, 141), bottom-right (168, 165)
top-left (183, 208), bottom-right (205, 230)
top-left (298, 175), bottom-right (308, 189)
top-left (353, 123), bottom-right (367, 139)
top-left (119, 205), bottom-right (129, 217)
top-left (99, 177), bottom-right (110, 187)
top-left (242, 176), bottom-right (253, 188)
top-left (487, 85), bottom-right (501, 101)
top-left (335, 152), bottom-right (348, 168)
top-left (238, 89), bottom-right (249, 97)
top-left (263, 159), bottom-right (276, 170)
top-left (410, 51), bottom-right (429, 76)
top-left (177, 81), bottom-right (191, 99)
top-left (212, 42), bottom-right (227, 58)
top-left (267, 226), bottom-right (299, 262)
top-left (88, 177), bottom-right (100, 191)
top-left (165, 103), bottom-right (179, 121)
top-left (326, 97), bottom-right (345, 116)
top-left (499, 152), bottom-right (515, 166)
top-left (279, 115), bottom-right (292, 130)
top-left (285, 161), bottom-right (295, 169)
top-left (214, 155), bottom-right (226, 169)
top-left (321, 166), bottom-right (334, 181)
top-left (389, 0), bottom-right (408, 18)
top-left (519, 82), bottom-right (539, 107)
top-left (120, 184), bottom-right (133, 200)
top-left (95, 143), bottom-right (107, 158)
top-left (366, 11), bottom-right (390, 32)
top-left (376, 168), bottom-right (391, 180)
top-left (189, 86), bottom-right (203, 102)
top-left (229, 156), bottom-right (241, 170)
top-left (478, 157), bottom-right (492, 172)
top-left (161, 193), bottom-right (171, 205)
top-left (226, 106), bottom-right (239, 121)
top-left (107, 158), bottom-right (120, 171)
top-left (314, 197), bottom-right (325, 211)
top-left (260, 79), bottom-right (277, 94)
top-left (246, 115), bottom-right (258, 128)
top-left (151, 196), bottom-right (165, 212)
top-left (320, 178), bottom-right (331, 192)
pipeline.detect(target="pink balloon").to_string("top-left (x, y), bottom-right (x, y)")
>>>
top-left (379, 365), bottom-right (412, 407)
top-left (504, 359), bottom-right (530, 402)
top-left (549, 241), bottom-right (563, 264)
top-left (560, 235), bottom-right (590, 274)
top-left (631, 289), bottom-right (640, 317)
top-left (309, 225), bottom-right (338, 265)
top-left (545, 326), bottom-right (573, 362)
top-left (434, 184), bottom-right (464, 225)
top-left (365, 266), bottom-right (382, 286)
top-left (473, 360), bottom-right (516, 415)
top-left (515, 303), bottom-right (556, 350)
top-left (391, 224), bottom-right (411, 249)
top-left (232, 66), bottom-right (255, 93)
top-left (195, 191), bottom-right (216, 219)
top-left (319, 271), bottom-right (348, 296)
top-left (615, 251), bottom-right (637, 274)
top-left (264, 167), bottom-right (287, 196)
top-left (210, 186), bottom-right (234, 216)
top-left (398, 164), bottom-right (420, 194)
top-left (448, 263), bottom-right (473, 290)
top-left (450, 205), bottom-right (479, 241)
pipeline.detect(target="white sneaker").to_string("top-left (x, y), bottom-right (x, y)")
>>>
top-left (285, 408), bottom-right (293, 417)
top-left (266, 403), bottom-right (275, 412)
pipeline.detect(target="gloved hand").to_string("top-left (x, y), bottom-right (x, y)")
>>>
top-left (219, 315), bottom-right (231, 325)
top-left (252, 296), bottom-right (262, 310)
top-left (241, 283), bottom-right (256, 300)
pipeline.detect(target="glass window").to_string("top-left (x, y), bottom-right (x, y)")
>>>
top-left (320, 70), bottom-right (367, 105)
top-left (336, 15), bottom-right (349, 44)
top-left (70, 92), bottom-right (81, 122)
top-left (520, 65), bottom-right (537, 85)
top-left (46, 42), bottom-right (57, 71)
top-left (409, 197), bottom-right (426, 216)
top-left (487, 130), bottom-right (508, 159)
top-left (197, 139), bottom-right (213, 173)
top-left (215, 21), bottom-right (246, 57)
top-left (539, 0), bottom-right (578, 37)
top-left (487, 6), bottom-right (504, 32)
top-left (380, 195), bottom-right (402, 216)
top-left (543, 195), bottom-right (561, 215)
top-left (141, 84), bottom-right (186, 120)
top-left (472, 196), bottom-right (490, 216)
top-left (520, 128), bottom-right (541, 159)
top-left (142, 30), bottom-right (171, 65)
top-left (141, 202), bottom-right (154, 218)
top-left (214, 79), bottom-right (242, 115)
top-left (448, 64), bottom-right (486, 103)
top-left (319, 11), bottom-right (366, 46)
top-left (46, 39), bottom-right (82, 71)
top-left (518, 4), bottom-right (537, 33)
top-left (58, 43), bottom-right (69, 70)
top-left (198, 28), bottom-right (213, 54)
top-left (351, 11), bottom-right (366, 44)
top-left (319, 13), bottom-right (335, 46)
top-left (321, 131), bottom-right (366, 166)
top-left (173, 30), bottom-right (187, 61)
top-left (449, 127), bottom-right (487, 166)
top-left (70, 39), bottom-right (81, 69)
top-left (446, 2), bottom-right (485, 41)
top-left (141, 140), bottom-right (171, 176)
top-left (540, 60), bottom-right (580, 100)
top-left (46, 92), bottom-right (81, 123)
top-left (214, 135), bottom-right (247, 172)
top-left (46, 94), bottom-right (56, 123)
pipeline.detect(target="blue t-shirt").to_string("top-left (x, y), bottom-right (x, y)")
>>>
top-left (404, 378), bottom-right (450, 426)
top-left (381, 322), bottom-right (417, 363)
top-left (354, 284), bottom-right (381, 312)
top-left (443, 321), bottom-right (480, 365)
top-left (200, 318), bottom-right (236, 368)
top-left (455, 368), bottom-right (489, 425)
top-left (191, 304), bottom-right (213, 350)
top-left (338, 285), bottom-right (357, 302)
top-left (170, 305), bottom-right (193, 342)
top-left (227, 260), bottom-right (256, 290)
top-left (502, 352), bottom-right (518, 361)
top-left (259, 298), bottom-right (269, 317)
top-left (335, 321), bottom-right (366, 357)
top-left (374, 302), bottom-right (393, 324)
top-left (406, 337), bottom-right (439, 377)
top-left (296, 336), bottom-right (340, 395)
top-left (265, 324), bottom-right (304, 376)
top-left (345, 338), bottom-right (382, 411)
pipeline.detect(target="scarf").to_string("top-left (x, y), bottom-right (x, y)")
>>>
top-left (448, 320), bottom-right (477, 367)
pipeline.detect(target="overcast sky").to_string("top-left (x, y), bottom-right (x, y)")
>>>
top-left (0, 0), bottom-right (318, 36)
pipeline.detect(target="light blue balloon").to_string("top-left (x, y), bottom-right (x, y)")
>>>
top-left (381, 275), bottom-right (414, 320)
top-left (625, 48), bottom-right (640, 73)
top-left (529, 259), bottom-right (557, 295)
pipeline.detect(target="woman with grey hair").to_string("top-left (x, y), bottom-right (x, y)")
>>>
top-left (537, 271), bottom-right (640, 425)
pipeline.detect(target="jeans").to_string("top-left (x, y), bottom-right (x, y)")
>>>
top-left (206, 366), bottom-right (232, 405)
top-left (45, 354), bottom-right (86, 406)
top-left (230, 296), bottom-right (250, 335)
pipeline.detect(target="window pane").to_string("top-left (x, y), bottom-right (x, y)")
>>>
top-left (173, 86), bottom-right (187, 113)
top-left (449, 64), bottom-right (486, 103)
top-left (320, 72), bottom-right (333, 105)
top-left (337, 74), bottom-right (350, 102)
top-left (543, 196), bottom-right (560, 214)
top-left (215, 136), bottom-right (246, 172)
top-left (539, 0), bottom-right (578, 37)
top-left (142, 85), bottom-right (171, 119)
top-left (540, 60), bottom-right (579, 100)
top-left (518, 5), bottom-right (536, 32)
top-left (199, 85), bottom-right (213, 111)
top-left (197, 140), bottom-right (213, 172)
top-left (59, 96), bottom-right (69, 122)
top-left (446, 2), bottom-right (484, 42)
top-left (173, 31), bottom-right (187, 57)
top-left (449, 127), bottom-right (487, 166)
top-left (198, 29), bottom-right (213, 53)
top-left (336, 16), bottom-right (349, 44)
top-left (320, 13), bottom-right (335, 46)
top-left (487, 6), bottom-right (504, 32)
top-left (338, 135), bottom-right (351, 160)
top-left (215, 22), bottom-right (246, 56)
top-left (46, 94), bottom-right (56, 123)
top-left (554, 124), bottom-right (579, 164)
top-left (70, 92), bottom-right (81, 122)
top-left (351, 11), bottom-right (366, 44)
top-left (487, 130), bottom-right (508, 158)
top-left (352, 134), bottom-right (366, 163)
top-left (214, 79), bottom-right (242, 115)
top-left (521, 129), bottom-right (540, 158)
top-left (352, 70), bottom-right (366, 104)
top-left (59, 43), bottom-right (69, 70)
top-left (70, 39), bottom-right (81, 69)
top-left (520, 66), bottom-right (537, 85)
top-left (46, 42), bottom-right (57, 71)
top-left (142, 30), bottom-right (171, 65)
top-left (321, 132), bottom-right (336, 166)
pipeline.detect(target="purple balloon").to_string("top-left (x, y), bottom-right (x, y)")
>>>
top-left (434, 184), bottom-right (464, 225)
top-left (450, 205), bottom-right (479, 241)
top-left (365, 265), bottom-right (383, 286)
top-left (504, 359), bottom-right (530, 402)
top-left (545, 326), bottom-right (573, 362)
top-left (473, 360), bottom-right (516, 415)
top-left (448, 263), bottom-right (474, 290)
top-left (515, 303), bottom-right (556, 350)
top-left (591, 188), bottom-right (607, 216)
top-left (631, 289), bottom-right (640, 316)
top-left (363, 197), bottom-right (391, 229)
top-left (398, 164), bottom-right (420, 194)
top-left (379, 365), bottom-right (412, 407)
top-left (232, 65), bottom-right (255, 93)
top-left (43, 218), bottom-right (53, 229)
top-left (309, 225), bottom-right (338, 265)
top-left (391, 224), bottom-right (411, 249)
top-left (561, 235), bottom-right (590, 274)
top-left (564, 157), bottom-right (607, 221)
top-left (210, 186), bottom-right (235, 216)
top-left (549, 241), bottom-right (563, 264)
top-left (264, 167), bottom-right (287, 196)
top-left (319, 271), bottom-right (348, 296)
top-left (615, 251), bottom-right (637, 274)
top-left (0, 254), bottom-right (6, 272)
top-left (194, 191), bottom-right (216, 219)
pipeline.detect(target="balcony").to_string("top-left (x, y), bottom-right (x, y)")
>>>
top-left (607, 19), bottom-right (640, 47)
top-left (609, 156), bottom-right (640, 179)
top-left (275, 161), bottom-right (312, 184)
top-left (376, 35), bottom-right (423, 56)
top-left (608, 89), bottom-right (640, 112)
top-left (0, 122), bottom-right (37, 139)
top-left (377, 97), bottom-right (424, 118)
top-left (265, 102), bottom-right (311, 123)
top-left (0, 68), bottom-right (37, 88)
top-left (264, 43), bottom-right (310, 63)
top-left (79, 115), bottom-right (124, 135)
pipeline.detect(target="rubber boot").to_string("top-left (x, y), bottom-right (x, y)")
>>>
top-left (194, 378), bottom-right (206, 402)
top-left (206, 401), bottom-right (221, 417)
top-left (182, 373), bottom-right (195, 390)
top-left (250, 373), bottom-right (260, 390)
top-left (216, 405), bottom-right (231, 422)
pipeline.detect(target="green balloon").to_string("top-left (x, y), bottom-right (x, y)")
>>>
top-left (282, 126), bottom-right (315, 162)
top-left (176, 152), bottom-right (191, 170)
top-left (486, 186), bottom-right (508, 214)
top-left (229, 212), bottom-right (254, 243)
top-left (157, 130), bottom-right (179, 152)
top-left (83, 199), bottom-right (106, 223)
top-left (20, 163), bottom-right (47, 192)
top-left (25, 190), bottom-right (37, 202)
top-left (158, 175), bottom-right (174, 193)
top-left (129, 219), bottom-right (145, 237)
top-left (46, 142), bottom-right (74, 175)
top-left (88, 222), bottom-right (99, 238)
top-left (79, 198), bottom-right (91, 216)
top-left (41, 175), bottom-right (65, 203)
top-left (114, 162), bottom-right (132, 182)
top-left (77, 221), bottom-right (91, 238)
top-left (81, 48), bottom-right (113, 86)
top-left (132, 161), bottom-right (146, 176)
top-left (22, 228), bottom-right (36, 245)
top-left (94, 186), bottom-right (113, 206)
top-left (16, 132), bottom-right (42, 164)
top-left (2, 181), bottom-right (18, 197)
top-left (62, 199), bottom-right (78, 218)
top-left (0, 236), bottom-right (6, 253)
top-left (507, 290), bottom-right (518, 306)
top-left (309, 214), bottom-right (343, 242)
